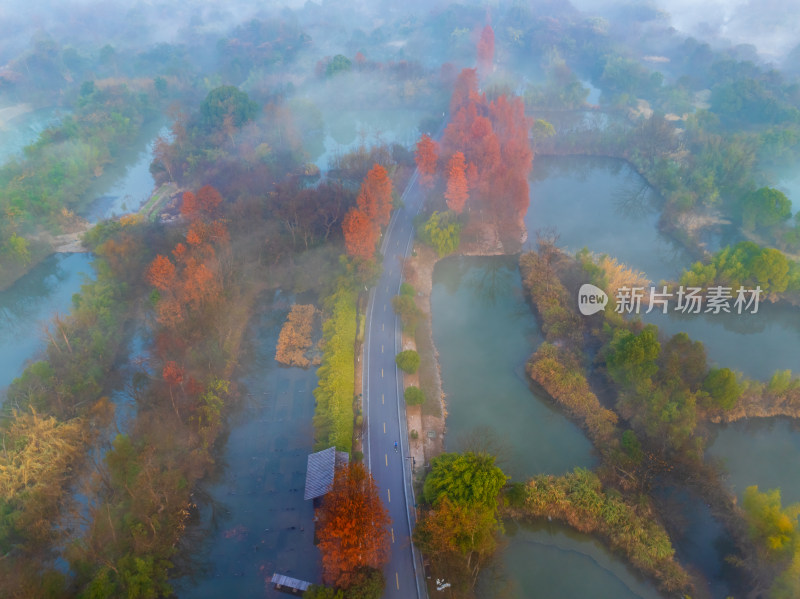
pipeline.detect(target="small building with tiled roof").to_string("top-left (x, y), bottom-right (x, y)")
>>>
top-left (303, 446), bottom-right (349, 501)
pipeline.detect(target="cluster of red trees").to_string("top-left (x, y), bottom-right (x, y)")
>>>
top-left (316, 462), bottom-right (390, 588)
top-left (342, 164), bottom-right (393, 261)
top-left (146, 185), bottom-right (230, 414)
top-left (414, 63), bottom-right (533, 242)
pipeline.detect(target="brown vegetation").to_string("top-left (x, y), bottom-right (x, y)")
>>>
top-left (505, 469), bottom-right (692, 594)
top-left (275, 304), bottom-right (318, 367)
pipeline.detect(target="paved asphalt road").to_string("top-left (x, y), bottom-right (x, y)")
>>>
top-left (363, 164), bottom-right (428, 599)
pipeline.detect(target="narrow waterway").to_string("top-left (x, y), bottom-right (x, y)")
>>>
top-left (0, 116), bottom-right (165, 395)
top-left (0, 253), bottom-right (94, 391)
top-left (81, 121), bottom-right (170, 221)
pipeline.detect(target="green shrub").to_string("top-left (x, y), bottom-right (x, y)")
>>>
top-left (391, 294), bottom-right (422, 333)
top-left (418, 211), bottom-right (461, 257)
top-left (404, 386), bottom-right (426, 405)
top-left (395, 350), bottom-right (420, 374)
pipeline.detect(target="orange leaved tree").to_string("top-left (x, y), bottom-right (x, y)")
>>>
top-left (147, 255), bottom-right (177, 291)
top-left (445, 151), bottom-right (469, 214)
top-left (342, 207), bottom-right (378, 261)
top-left (360, 164), bottom-right (393, 227)
top-left (317, 462), bottom-right (391, 587)
top-left (415, 134), bottom-right (439, 189)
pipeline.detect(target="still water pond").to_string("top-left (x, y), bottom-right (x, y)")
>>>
top-left (478, 521), bottom-right (662, 599)
top-left (176, 295), bottom-right (320, 597)
top-left (528, 156), bottom-right (800, 382)
top-left (432, 256), bottom-right (667, 597)
top-left (431, 255), bottom-right (595, 480)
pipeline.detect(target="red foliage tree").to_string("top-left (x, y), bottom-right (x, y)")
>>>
top-left (147, 255), bottom-right (177, 291)
top-left (365, 164), bottom-right (393, 227)
top-left (356, 184), bottom-right (377, 225)
top-left (445, 152), bottom-right (469, 214)
top-left (180, 191), bottom-right (198, 220)
top-left (414, 134), bottom-right (439, 189)
top-left (181, 259), bottom-right (221, 314)
top-left (181, 186), bottom-right (223, 220)
top-left (172, 242), bottom-right (187, 263)
top-left (342, 207), bottom-right (378, 261)
top-left (317, 462), bottom-right (391, 587)
top-left (196, 184), bottom-right (223, 217)
top-left (477, 25), bottom-right (495, 72)
top-left (162, 361), bottom-right (184, 385)
top-left (449, 68), bottom-right (479, 114)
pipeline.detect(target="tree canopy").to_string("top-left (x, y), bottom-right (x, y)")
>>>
top-left (198, 85), bottom-right (259, 132)
top-left (422, 451), bottom-right (508, 507)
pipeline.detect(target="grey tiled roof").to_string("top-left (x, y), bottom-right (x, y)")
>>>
top-left (304, 446), bottom-right (350, 500)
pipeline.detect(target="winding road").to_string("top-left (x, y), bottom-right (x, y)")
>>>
top-left (362, 163), bottom-right (428, 599)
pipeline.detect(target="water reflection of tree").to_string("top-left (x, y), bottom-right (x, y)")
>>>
top-left (464, 258), bottom-right (516, 308)
top-left (533, 154), bottom-right (626, 181)
top-left (613, 170), bottom-right (655, 221)
top-left (456, 425), bottom-right (512, 467)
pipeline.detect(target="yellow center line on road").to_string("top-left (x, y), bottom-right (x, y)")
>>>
top-left (396, 572), bottom-right (399, 590)
top-left (391, 528), bottom-right (395, 543)
top-left (381, 344), bottom-right (384, 353)
top-left (382, 393), bottom-right (385, 404)
top-left (381, 368), bottom-right (384, 378)
top-left (385, 454), bottom-right (388, 467)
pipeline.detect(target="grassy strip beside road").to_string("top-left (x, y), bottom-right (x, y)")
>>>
top-left (313, 283), bottom-right (357, 453)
